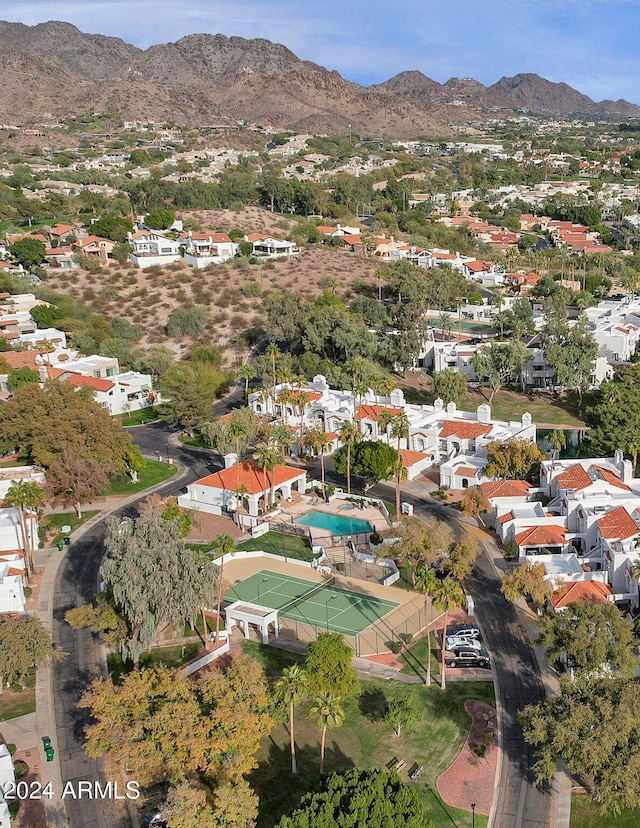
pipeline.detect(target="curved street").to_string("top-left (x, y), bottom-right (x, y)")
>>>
top-left (45, 421), bottom-right (559, 827)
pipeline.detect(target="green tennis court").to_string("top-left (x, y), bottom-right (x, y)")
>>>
top-left (224, 569), bottom-right (398, 636)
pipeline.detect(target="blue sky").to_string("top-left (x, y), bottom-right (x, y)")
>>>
top-left (4, 0), bottom-right (640, 103)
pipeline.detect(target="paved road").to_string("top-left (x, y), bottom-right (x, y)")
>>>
top-left (50, 451), bottom-right (214, 828)
top-left (469, 543), bottom-right (552, 828)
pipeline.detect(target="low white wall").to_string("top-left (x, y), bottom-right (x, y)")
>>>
top-left (180, 639), bottom-right (230, 676)
top-left (215, 549), bottom-right (319, 569)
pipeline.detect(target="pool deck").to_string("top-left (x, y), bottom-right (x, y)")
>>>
top-left (271, 496), bottom-right (388, 545)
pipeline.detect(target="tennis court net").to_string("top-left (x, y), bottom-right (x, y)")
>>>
top-left (278, 576), bottom-right (336, 614)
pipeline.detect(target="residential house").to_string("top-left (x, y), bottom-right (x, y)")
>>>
top-left (178, 457), bottom-right (307, 518)
top-left (128, 230), bottom-right (181, 268)
top-left (245, 234), bottom-right (298, 259)
top-left (74, 235), bottom-right (115, 260)
top-left (0, 741), bottom-right (15, 827)
top-left (179, 231), bottom-right (238, 267)
top-left (49, 223), bottom-right (75, 243)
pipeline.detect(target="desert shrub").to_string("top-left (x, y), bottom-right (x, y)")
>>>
top-left (242, 281), bottom-right (262, 297)
top-left (166, 306), bottom-right (208, 337)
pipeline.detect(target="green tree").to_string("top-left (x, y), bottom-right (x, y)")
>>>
top-left (111, 241), bottom-right (131, 265)
top-left (304, 426), bottom-right (332, 497)
top-left (586, 364), bottom-right (640, 470)
top-left (253, 443), bottom-right (285, 510)
top-left (64, 594), bottom-right (128, 650)
top-left (146, 208), bottom-right (175, 229)
top-left (433, 577), bottom-right (465, 690)
top-left (9, 237), bottom-right (46, 268)
top-left (274, 665), bottom-right (308, 775)
top-left (0, 614), bottom-right (65, 692)
top-left (101, 506), bottom-right (219, 665)
top-left (160, 362), bottom-right (228, 432)
top-left (414, 564), bottom-right (439, 686)
top-left (520, 677), bottom-right (640, 814)
top-left (309, 692), bottom-right (345, 774)
top-left (163, 782), bottom-right (216, 828)
top-left (212, 779), bottom-right (259, 828)
top-left (537, 599), bottom-right (637, 679)
top-left (276, 768), bottom-right (430, 828)
top-left (334, 440), bottom-right (399, 488)
top-left (442, 537), bottom-right (478, 581)
top-left (390, 516), bottom-right (452, 587)
top-left (485, 437), bottom-right (545, 482)
top-left (212, 533), bottom-right (236, 643)
top-left (472, 341), bottom-right (529, 404)
top-left (4, 479), bottom-right (46, 579)
top-left (385, 697), bottom-right (419, 737)
top-left (338, 420), bottom-right (360, 495)
top-left (544, 313), bottom-right (598, 406)
top-left (501, 561), bottom-right (551, 609)
top-left (304, 632), bottom-right (360, 700)
top-left (431, 369), bottom-right (467, 406)
top-left (0, 380), bottom-right (134, 475)
top-left (88, 215), bottom-right (133, 242)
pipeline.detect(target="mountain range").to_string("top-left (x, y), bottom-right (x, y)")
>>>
top-left (1, 21), bottom-right (639, 136)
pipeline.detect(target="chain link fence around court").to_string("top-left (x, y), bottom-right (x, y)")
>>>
top-left (277, 601), bottom-right (429, 657)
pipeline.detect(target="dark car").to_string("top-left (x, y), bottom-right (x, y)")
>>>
top-left (444, 647), bottom-right (490, 668)
top-left (447, 623), bottom-right (482, 641)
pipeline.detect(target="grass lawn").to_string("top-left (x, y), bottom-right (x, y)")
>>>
top-left (179, 431), bottom-right (210, 448)
top-left (116, 407), bottom-right (162, 426)
top-left (103, 460), bottom-right (176, 495)
top-left (0, 689), bottom-right (36, 721)
top-left (399, 632), bottom-right (441, 679)
top-left (570, 794), bottom-right (640, 827)
top-left (107, 642), bottom-right (202, 684)
top-left (242, 641), bottom-right (492, 828)
top-left (39, 510), bottom-right (101, 547)
top-left (236, 531), bottom-right (317, 562)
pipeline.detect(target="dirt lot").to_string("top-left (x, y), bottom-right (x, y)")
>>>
top-left (44, 207), bottom-right (381, 364)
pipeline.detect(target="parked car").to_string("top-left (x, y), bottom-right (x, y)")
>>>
top-left (444, 647), bottom-right (490, 668)
top-left (448, 624), bottom-right (482, 641)
top-left (445, 635), bottom-right (482, 651)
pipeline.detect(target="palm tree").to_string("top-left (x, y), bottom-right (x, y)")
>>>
top-left (228, 419), bottom-right (248, 510)
top-left (212, 533), bottom-right (236, 643)
top-left (305, 427), bottom-right (332, 498)
top-left (414, 564), bottom-right (439, 687)
top-left (274, 665), bottom-right (307, 774)
top-left (387, 453), bottom-right (407, 518)
top-left (294, 389), bottom-right (312, 451)
top-left (237, 362), bottom-right (256, 401)
top-left (276, 387), bottom-right (293, 426)
top-left (338, 421), bottom-right (359, 494)
top-left (546, 429), bottom-right (566, 478)
top-left (377, 408), bottom-right (395, 444)
top-left (254, 443), bottom-right (284, 510)
top-left (5, 480), bottom-right (46, 581)
top-left (270, 422), bottom-right (294, 459)
top-left (265, 342), bottom-right (281, 399)
top-left (438, 312), bottom-right (455, 342)
top-left (309, 692), bottom-right (345, 774)
top-left (433, 576), bottom-right (465, 691)
top-left (391, 411), bottom-right (410, 452)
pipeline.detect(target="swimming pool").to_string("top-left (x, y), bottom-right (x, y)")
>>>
top-left (294, 510), bottom-right (372, 537)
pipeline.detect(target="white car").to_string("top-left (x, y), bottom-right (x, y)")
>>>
top-left (445, 635), bottom-right (482, 651)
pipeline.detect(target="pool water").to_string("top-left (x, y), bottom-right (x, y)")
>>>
top-left (294, 510), bottom-right (372, 536)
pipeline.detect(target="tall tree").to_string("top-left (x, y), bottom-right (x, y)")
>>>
top-left (309, 692), bottom-right (345, 774)
top-left (471, 341), bottom-right (529, 404)
top-left (338, 420), bottom-right (359, 494)
top-left (546, 429), bottom-right (567, 478)
top-left (0, 614), bottom-right (65, 692)
top-left (537, 599), bottom-right (637, 679)
top-left (254, 443), bottom-right (285, 509)
top-left (433, 577), bottom-right (465, 690)
top-left (543, 313), bottom-right (598, 406)
top-left (274, 665), bottom-right (308, 775)
top-left (45, 449), bottom-right (110, 518)
top-left (160, 362), bottom-right (228, 433)
top-left (385, 697), bottom-right (419, 737)
top-left (304, 632), bottom-right (360, 701)
top-left (304, 427), bottom-right (332, 497)
top-left (501, 561), bottom-right (552, 609)
top-left (212, 533), bottom-right (235, 643)
top-left (414, 564), bottom-right (439, 687)
top-left (431, 369), bottom-right (467, 406)
top-left (484, 437), bottom-right (545, 482)
top-left (101, 507), bottom-right (218, 665)
top-left (4, 479), bottom-right (46, 579)
top-left (520, 677), bottom-right (640, 814)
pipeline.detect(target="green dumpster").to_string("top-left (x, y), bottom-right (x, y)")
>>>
top-left (64, 537), bottom-right (71, 546)
top-left (45, 747), bottom-right (54, 762)
top-left (57, 542), bottom-right (64, 551)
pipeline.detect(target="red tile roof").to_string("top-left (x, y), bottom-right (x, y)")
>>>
top-left (555, 464), bottom-right (592, 491)
top-left (596, 506), bottom-right (639, 541)
top-left (194, 459), bottom-right (304, 496)
top-left (481, 479), bottom-right (532, 499)
top-left (399, 449), bottom-right (432, 467)
top-left (497, 510), bottom-right (515, 525)
top-left (0, 351), bottom-right (40, 370)
top-left (63, 373), bottom-right (115, 392)
top-left (551, 580), bottom-right (613, 609)
top-left (439, 420), bottom-right (492, 440)
top-left (455, 466), bottom-right (479, 477)
top-left (354, 404), bottom-right (402, 422)
top-left (515, 525), bottom-right (567, 547)
top-left (592, 465), bottom-right (631, 492)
